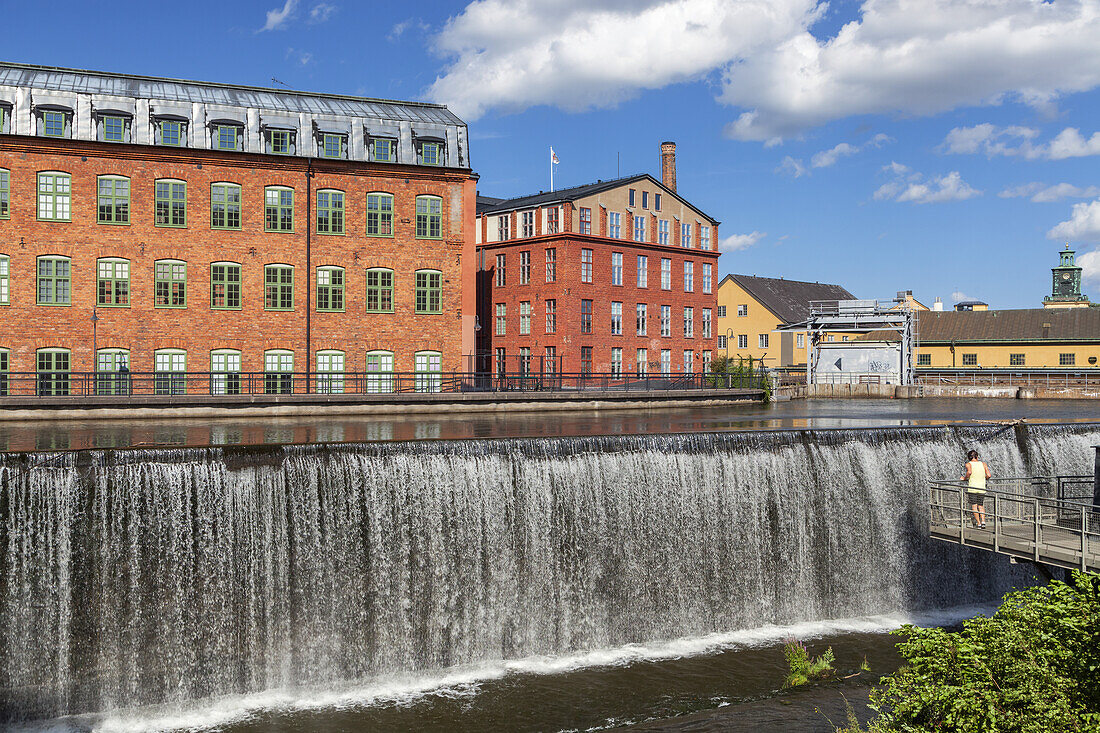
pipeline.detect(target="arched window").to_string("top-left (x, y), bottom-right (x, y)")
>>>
top-left (37, 255), bottom-right (71, 305)
top-left (414, 269), bottom-right (442, 314)
top-left (366, 192), bottom-right (393, 236)
top-left (265, 186), bottom-right (294, 232)
top-left (0, 253), bottom-right (9, 305)
top-left (316, 350), bottom-right (344, 394)
top-left (211, 182), bottom-right (242, 229)
top-left (154, 179), bottom-right (187, 227)
top-left (154, 260), bottom-right (187, 308)
top-left (316, 189), bottom-right (345, 234)
top-left (210, 262), bottom-right (242, 309)
top-left (415, 195), bottom-right (442, 239)
top-left (97, 175), bottom-right (130, 224)
top-left (0, 347), bottom-right (9, 396)
top-left (36, 348), bottom-right (70, 396)
top-left (264, 349), bottom-right (294, 394)
top-left (210, 349), bottom-right (242, 395)
top-left (1, 168), bottom-right (12, 219)
top-left (366, 268), bottom-right (394, 313)
top-left (264, 264), bottom-right (295, 310)
top-left (316, 266), bottom-right (344, 312)
top-left (95, 348), bottom-right (130, 396)
top-left (37, 172), bottom-right (71, 222)
top-left (96, 258), bottom-right (130, 307)
top-left (154, 349), bottom-right (187, 395)
top-left (414, 350), bottom-right (442, 393)
top-left (366, 350), bottom-right (394, 394)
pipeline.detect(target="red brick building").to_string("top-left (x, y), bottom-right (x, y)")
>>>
top-left (475, 143), bottom-right (720, 376)
top-left (0, 63), bottom-right (476, 395)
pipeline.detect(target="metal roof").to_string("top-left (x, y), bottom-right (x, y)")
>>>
top-left (477, 173), bottom-right (721, 225)
top-left (723, 274), bottom-right (857, 324)
top-left (859, 307), bottom-right (1100, 343)
top-left (0, 62), bottom-right (466, 126)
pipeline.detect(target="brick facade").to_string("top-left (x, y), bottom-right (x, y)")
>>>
top-left (0, 136), bottom-right (476, 381)
top-left (477, 232), bottom-right (719, 374)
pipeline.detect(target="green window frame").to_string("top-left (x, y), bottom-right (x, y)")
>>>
top-left (97, 258), bottom-right (130, 306)
top-left (0, 168), bottom-right (9, 219)
top-left (154, 349), bottom-right (187, 395)
top-left (0, 106), bottom-right (6, 135)
top-left (42, 110), bottom-right (67, 138)
top-left (211, 183), bottom-right (242, 230)
top-left (366, 268), bottom-right (394, 313)
top-left (210, 349), bottom-right (242, 395)
top-left (155, 180), bottom-right (187, 227)
top-left (366, 192), bottom-right (394, 236)
top-left (95, 349), bottom-right (131, 395)
top-left (37, 348), bottom-right (71, 396)
top-left (419, 142), bottom-right (442, 166)
top-left (101, 115), bottom-right (125, 143)
top-left (264, 264), bottom-right (294, 310)
top-left (270, 130), bottom-right (291, 155)
top-left (322, 133), bottom-right (346, 159)
top-left (265, 186), bottom-right (294, 232)
top-left (372, 138), bottom-right (395, 163)
top-left (316, 350), bottom-right (345, 394)
top-left (317, 266), bottom-right (344, 312)
top-left (414, 351), bottom-right (442, 393)
top-left (0, 255), bottom-right (8, 304)
top-left (415, 269), bottom-right (442, 314)
top-left (415, 195), bottom-right (442, 239)
top-left (215, 125), bottom-right (240, 151)
top-left (0, 348), bottom-right (8, 396)
top-left (264, 350), bottom-right (294, 395)
top-left (316, 190), bottom-right (345, 234)
top-left (97, 176), bottom-right (130, 224)
top-left (37, 172), bottom-right (71, 221)
top-left (159, 120), bottom-right (183, 147)
top-left (155, 260), bottom-right (187, 308)
top-left (37, 256), bottom-right (71, 305)
top-left (210, 262), bottom-right (242, 309)
top-left (365, 350), bottom-right (394, 393)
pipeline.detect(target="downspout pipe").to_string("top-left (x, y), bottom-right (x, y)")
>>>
top-left (1093, 445), bottom-right (1099, 510)
top-left (305, 160), bottom-right (313, 393)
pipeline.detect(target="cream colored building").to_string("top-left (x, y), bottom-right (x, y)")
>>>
top-left (716, 274), bottom-right (856, 367)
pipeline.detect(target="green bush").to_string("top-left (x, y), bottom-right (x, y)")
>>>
top-left (855, 571), bottom-right (1100, 733)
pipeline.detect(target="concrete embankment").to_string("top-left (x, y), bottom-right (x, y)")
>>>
top-left (776, 383), bottom-right (1100, 400)
top-left (0, 388), bottom-right (764, 422)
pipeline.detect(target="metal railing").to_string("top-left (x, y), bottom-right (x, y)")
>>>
top-left (916, 369), bottom-right (1100, 388)
top-left (929, 476), bottom-right (1099, 572)
top-left (0, 369), bottom-right (767, 400)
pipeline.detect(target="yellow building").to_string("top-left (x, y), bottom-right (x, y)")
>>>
top-left (914, 308), bottom-right (1100, 369)
top-left (716, 274), bottom-right (856, 367)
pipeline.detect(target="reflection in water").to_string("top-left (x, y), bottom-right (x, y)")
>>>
top-left (0, 398), bottom-right (1095, 453)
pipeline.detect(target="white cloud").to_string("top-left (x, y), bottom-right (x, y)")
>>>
top-left (809, 133), bottom-right (891, 169)
top-left (1048, 199), bottom-right (1100, 243)
top-left (429, 0), bottom-right (823, 120)
top-left (720, 231), bottom-right (766, 251)
top-left (999, 183), bottom-right (1100, 203)
top-left (390, 17), bottom-right (430, 41)
top-left (1078, 249), bottom-right (1100, 284)
top-left (723, 0), bottom-right (1100, 142)
top-left (260, 0), bottom-right (298, 31)
top-left (309, 3), bottom-right (337, 23)
top-left (776, 155), bottom-right (809, 177)
top-left (943, 124), bottom-right (1100, 160)
top-left (874, 165), bottom-right (980, 204)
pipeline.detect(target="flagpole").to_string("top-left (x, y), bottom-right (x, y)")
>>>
top-left (550, 147), bottom-right (554, 192)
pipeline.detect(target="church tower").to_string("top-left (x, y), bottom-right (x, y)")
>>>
top-left (1042, 244), bottom-right (1091, 308)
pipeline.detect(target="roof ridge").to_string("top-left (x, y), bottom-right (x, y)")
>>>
top-left (485, 173), bottom-right (648, 204)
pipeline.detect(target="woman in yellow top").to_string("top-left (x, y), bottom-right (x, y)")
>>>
top-left (960, 449), bottom-right (992, 529)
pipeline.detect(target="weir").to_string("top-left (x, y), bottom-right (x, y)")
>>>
top-left (2, 423), bottom-right (1099, 723)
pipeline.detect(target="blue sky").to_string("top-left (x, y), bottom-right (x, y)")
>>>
top-left (6, 0), bottom-right (1100, 308)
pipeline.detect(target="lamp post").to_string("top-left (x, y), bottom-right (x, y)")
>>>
top-left (91, 308), bottom-right (99, 390)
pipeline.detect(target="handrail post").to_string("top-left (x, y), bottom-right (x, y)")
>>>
top-left (1082, 505), bottom-right (1088, 572)
top-left (960, 486), bottom-right (967, 543)
top-left (1033, 497), bottom-right (1040, 562)
top-left (993, 494), bottom-right (1000, 552)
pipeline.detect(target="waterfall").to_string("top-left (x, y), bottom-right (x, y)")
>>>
top-left (1, 424), bottom-right (1097, 722)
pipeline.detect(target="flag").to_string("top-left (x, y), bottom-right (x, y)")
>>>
top-left (550, 147), bottom-right (559, 165)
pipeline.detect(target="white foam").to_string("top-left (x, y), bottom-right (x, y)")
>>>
top-left (16, 602), bottom-right (995, 733)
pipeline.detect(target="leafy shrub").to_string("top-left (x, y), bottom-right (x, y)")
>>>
top-left (784, 637), bottom-right (837, 687)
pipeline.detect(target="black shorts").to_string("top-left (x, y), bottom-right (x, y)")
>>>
top-left (967, 492), bottom-right (985, 507)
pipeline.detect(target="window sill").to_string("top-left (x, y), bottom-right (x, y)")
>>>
top-left (265, 229), bottom-right (296, 234)
top-left (211, 226), bottom-right (242, 232)
top-left (316, 309), bottom-right (346, 313)
top-left (155, 224), bottom-right (188, 229)
top-left (36, 302), bottom-right (72, 307)
top-left (316, 231), bottom-right (346, 237)
top-left (154, 305), bottom-right (188, 309)
top-left (36, 218), bottom-right (72, 223)
top-left (96, 304), bottom-right (131, 309)
top-left (211, 307), bottom-right (243, 311)
top-left (98, 221), bottom-right (131, 226)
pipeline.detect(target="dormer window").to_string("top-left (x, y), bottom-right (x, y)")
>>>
top-left (322, 133), bottom-right (346, 159)
top-left (265, 128), bottom-right (296, 155)
top-left (416, 138), bottom-right (444, 166)
top-left (156, 119), bottom-right (187, 147)
top-left (370, 136), bottom-right (396, 163)
top-left (96, 112), bottom-right (131, 143)
top-left (0, 104), bottom-right (10, 134)
top-left (39, 108), bottom-right (71, 138)
top-left (212, 122), bottom-right (244, 151)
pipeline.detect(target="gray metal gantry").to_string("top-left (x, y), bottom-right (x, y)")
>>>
top-left (779, 296), bottom-right (917, 386)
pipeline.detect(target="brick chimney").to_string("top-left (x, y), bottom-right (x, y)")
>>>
top-left (660, 141), bottom-right (677, 192)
